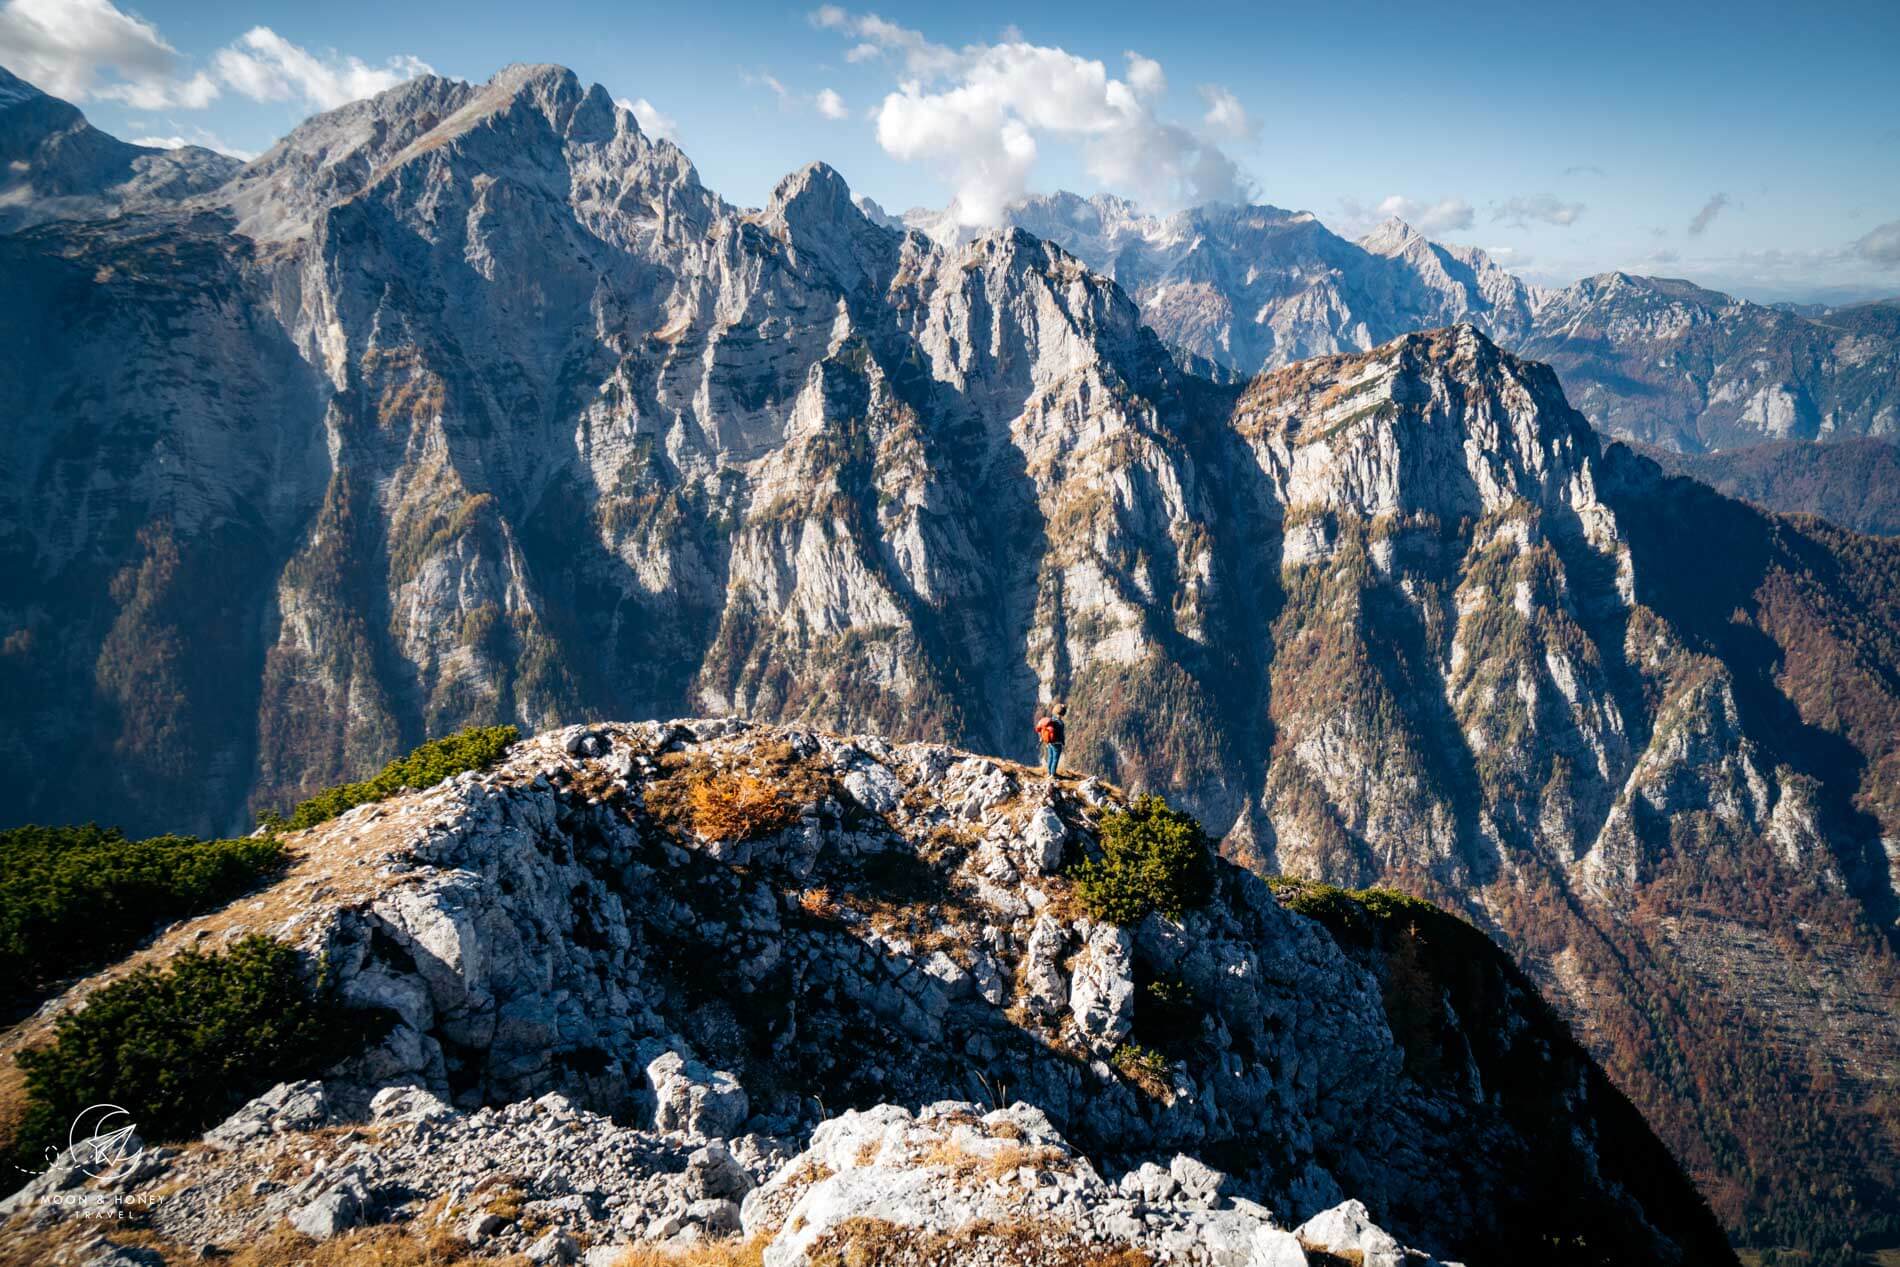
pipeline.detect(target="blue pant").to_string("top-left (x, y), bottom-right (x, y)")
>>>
top-left (1043, 743), bottom-right (1062, 775)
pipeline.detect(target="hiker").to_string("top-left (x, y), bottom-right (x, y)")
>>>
top-left (1035, 703), bottom-right (1066, 777)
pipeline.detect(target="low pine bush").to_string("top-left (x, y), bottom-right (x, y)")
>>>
top-left (272, 724), bottom-right (520, 830)
top-left (1070, 794), bottom-right (1212, 925)
top-left (10, 936), bottom-right (368, 1172)
top-left (0, 825), bottom-right (286, 1003)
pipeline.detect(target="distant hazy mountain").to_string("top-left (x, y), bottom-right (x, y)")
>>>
top-left (3, 63), bottom-right (1899, 1257)
top-left (913, 191), bottom-right (1900, 453)
top-left (1637, 435), bottom-right (1900, 536)
top-left (0, 65), bottom-right (238, 231)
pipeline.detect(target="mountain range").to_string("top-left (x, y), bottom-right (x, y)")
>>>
top-left (2, 60), bottom-right (1898, 1259)
top-left (885, 191), bottom-right (1900, 455)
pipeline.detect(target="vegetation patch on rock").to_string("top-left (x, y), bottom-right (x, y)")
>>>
top-left (268, 724), bottom-right (520, 831)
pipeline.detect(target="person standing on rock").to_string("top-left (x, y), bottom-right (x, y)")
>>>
top-left (1035, 703), bottom-right (1066, 778)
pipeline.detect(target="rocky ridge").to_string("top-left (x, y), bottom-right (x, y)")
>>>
top-left (0, 720), bottom-right (1727, 1265)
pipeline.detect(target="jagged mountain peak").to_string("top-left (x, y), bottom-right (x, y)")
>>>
top-left (1355, 215), bottom-right (1423, 254)
top-left (765, 159), bottom-right (858, 220)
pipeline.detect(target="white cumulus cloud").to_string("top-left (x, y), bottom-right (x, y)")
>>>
top-left (212, 27), bottom-right (432, 112)
top-left (616, 96), bottom-right (679, 142)
top-left (0, 0), bottom-right (215, 107)
top-left (1124, 51), bottom-right (1165, 100)
top-left (815, 87), bottom-right (849, 120)
top-left (1376, 194), bottom-right (1473, 234)
top-left (816, 10), bottom-right (1254, 226)
top-left (0, 0), bottom-right (431, 115)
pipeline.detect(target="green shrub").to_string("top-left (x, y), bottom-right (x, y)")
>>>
top-left (1110, 1042), bottom-right (1171, 1097)
top-left (1071, 794), bottom-right (1213, 925)
top-left (1133, 970), bottom-right (1200, 1053)
top-left (0, 825), bottom-right (286, 1003)
top-left (272, 724), bottom-right (520, 830)
top-left (10, 936), bottom-right (368, 1171)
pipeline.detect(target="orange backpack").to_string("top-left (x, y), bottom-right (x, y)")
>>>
top-left (1035, 716), bottom-right (1057, 744)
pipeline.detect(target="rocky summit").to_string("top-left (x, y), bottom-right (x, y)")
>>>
top-left (1, 60), bottom-right (1898, 1253)
top-left (0, 720), bottom-right (1729, 1265)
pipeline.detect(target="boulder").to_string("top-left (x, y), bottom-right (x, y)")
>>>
top-left (204, 1080), bottom-right (329, 1150)
top-left (288, 1173), bottom-right (370, 1240)
top-left (525, 1228), bottom-right (578, 1264)
top-left (646, 1050), bottom-right (748, 1139)
top-left (1295, 1198), bottom-right (1406, 1267)
top-left (1020, 915), bottom-right (1069, 1018)
top-left (1019, 806), bottom-right (1068, 875)
top-left (685, 1141), bottom-right (755, 1200)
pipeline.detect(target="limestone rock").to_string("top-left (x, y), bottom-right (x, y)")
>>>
top-left (647, 1051), bottom-right (749, 1139)
top-left (1069, 923), bottom-right (1136, 1045)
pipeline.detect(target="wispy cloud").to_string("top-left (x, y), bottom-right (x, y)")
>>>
top-left (1854, 220), bottom-right (1900, 267)
top-left (1491, 194), bottom-right (1585, 227)
top-left (1563, 163), bottom-right (1606, 177)
top-left (0, 0), bottom-right (214, 107)
top-left (809, 8), bottom-right (1255, 225)
top-left (1339, 194), bottom-right (1474, 236)
top-left (746, 68), bottom-right (851, 121)
top-left (1199, 85), bottom-right (1257, 141)
top-left (1687, 192), bottom-right (1729, 236)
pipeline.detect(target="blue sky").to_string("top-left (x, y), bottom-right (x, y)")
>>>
top-left (4, 0), bottom-right (1897, 301)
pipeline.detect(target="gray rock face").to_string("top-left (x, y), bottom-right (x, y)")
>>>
top-left (0, 66), bottom-right (238, 233)
top-left (738, 1101), bottom-right (1423, 1267)
top-left (288, 1172), bottom-right (370, 1239)
top-left (1068, 922), bottom-right (1136, 1046)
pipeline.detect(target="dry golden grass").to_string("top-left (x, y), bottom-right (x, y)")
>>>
top-left (1298, 1244), bottom-right (1367, 1267)
top-left (644, 758), bottom-right (801, 844)
top-left (807, 1217), bottom-right (1152, 1267)
top-left (913, 1139), bottom-right (1070, 1183)
top-left (796, 887), bottom-right (840, 920)
top-left (0, 1217), bottom-right (526, 1267)
top-left (613, 1237), bottom-right (767, 1267)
